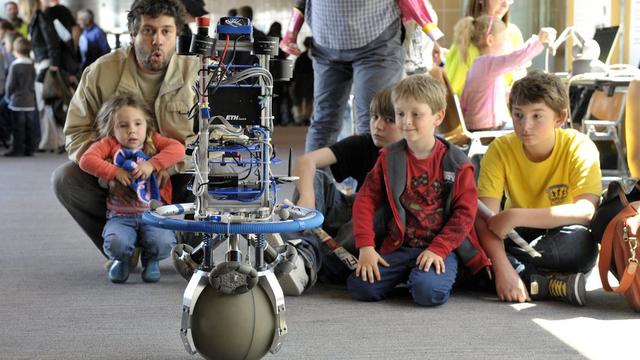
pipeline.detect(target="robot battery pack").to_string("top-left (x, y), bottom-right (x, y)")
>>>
top-left (209, 86), bottom-right (262, 126)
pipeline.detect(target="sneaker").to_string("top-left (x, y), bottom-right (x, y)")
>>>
top-left (530, 273), bottom-right (586, 306)
top-left (142, 260), bottom-right (161, 283)
top-left (274, 244), bottom-right (308, 296)
top-left (108, 260), bottom-right (130, 283)
top-left (265, 233), bottom-right (285, 248)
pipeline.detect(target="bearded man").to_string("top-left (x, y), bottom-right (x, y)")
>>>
top-left (52, 0), bottom-right (199, 256)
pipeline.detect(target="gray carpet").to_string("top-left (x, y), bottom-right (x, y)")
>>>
top-left (1, 127), bottom-right (638, 360)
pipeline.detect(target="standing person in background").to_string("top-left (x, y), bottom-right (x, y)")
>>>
top-left (279, 0), bottom-right (405, 152)
top-left (290, 36), bottom-right (313, 126)
top-left (445, 0), bottom-right (524, 96)
top-left (22, 0), bottom-right (65, 153)
top-left (4, 1), bottom-right (28, 37)
top-left (0, 20), bottom-right (16, 69)
top-left (267, 21), bottom-right (291, 125)
top-left (43, 0), bottom-right (80, 79)
top-left (0, 20), bottom-right (13, 148)
top-left (43, 0), bottom-right (79, 53)
top-left (4, 37), bottom-right (37, 157)
top-left (76, 9), bottom-right (110, 73)
top-left (178, 0), bottom-right (207, 37)
top-left (238, 6), bottom-right (266, 39)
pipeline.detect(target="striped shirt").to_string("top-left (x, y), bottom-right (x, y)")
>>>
top-left (306, 0), bottom-right (400, 49)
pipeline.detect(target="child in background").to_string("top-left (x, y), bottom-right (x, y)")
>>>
top-left (79, 94), bottom-right (185, 283)
top-left (4, 36), bottom-right (37, 157)
top-left (0, 20), bottom-right (13, 148)
top-left (475, 71), bottom-right (601, 306)
top-left (347, 75), bottom-right (488, 306)
top-left (458, 15), bottom-right (551, 131)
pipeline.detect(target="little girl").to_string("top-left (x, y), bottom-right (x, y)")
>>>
top-left (79, 94), bottom-right (185, 283)
top-left (458, 15), bottom-right (550, 131)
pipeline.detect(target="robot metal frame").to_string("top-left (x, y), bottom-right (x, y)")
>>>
top-left (143, 16), bottom-right (323, 360)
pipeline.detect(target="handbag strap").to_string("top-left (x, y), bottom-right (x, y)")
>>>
top-left (611, 180), bottom-right (640, 207)
top-left (599, 204), bottom-right (639, 293)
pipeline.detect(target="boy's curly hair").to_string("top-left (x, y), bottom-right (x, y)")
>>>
top-left (127, 0), bottom-right (186, 36)
top-left (392, 74), bottom-right (447, 114)
top-left (509, 70), bottom-right (569, 116)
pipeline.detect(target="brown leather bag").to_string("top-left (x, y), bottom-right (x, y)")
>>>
top-left (599, 181), bottom-right (640, 311)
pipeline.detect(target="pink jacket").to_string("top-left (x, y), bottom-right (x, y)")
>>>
top-left (461, 36), bottom-right (544, 131)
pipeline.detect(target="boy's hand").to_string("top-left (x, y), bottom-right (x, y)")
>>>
top-left (156, 169), bottom-right (170, 187)
top-left (486, 210), bottom-right (517, 239)
top-left (131, 161), bottom-right (155, 180)
top-left (114, 168), bottom-right (131, 187)
top-left (355, 246), bottom-right (389, 283)
top-left (494, 263), bottom-right (531, 303)
top-left (416, 249), bottom-right (444, 274)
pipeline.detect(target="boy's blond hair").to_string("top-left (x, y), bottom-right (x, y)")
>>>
top-left (509, 70), bottom-right (569, 117)
top-left (369, 85), bottom-right (395, 121)
top-left (12, 36), bottom-right (30, 57)
top-left (392, 74), bottom-right (447, 114)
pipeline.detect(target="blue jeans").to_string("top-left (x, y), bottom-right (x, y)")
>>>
top-left (305, 19), bottom-right (405, 152)
top-left (102, 214), bottom-right (176, 264)
top-left (287, 170), bottom-right (356, 287)
top-left (347, 248), bottom-right (458, 306)
top-left (52, 161), bottom-right (192, 257)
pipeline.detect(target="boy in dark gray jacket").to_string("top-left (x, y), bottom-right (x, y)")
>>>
top-left (4, 37), bottom-right (37, 157)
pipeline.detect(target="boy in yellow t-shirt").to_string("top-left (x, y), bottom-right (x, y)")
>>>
top-left (475, 71), bottom-right (601, 306)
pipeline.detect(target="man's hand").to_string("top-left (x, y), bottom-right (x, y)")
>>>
top-left (108, 178), bottom-right (138, 203)
top-left (416, 249), bottom-right (444, 274)
top-left (156, 169), bottom-right (170, 187)
top-left (486, 210), bottom-right (517, 239)
top-left (114, 168), bottom-right (131, 187)
top-left (131, 161), bottom-right (154, 180)
top-left (494, 264), bottom-right (530, 303)
top-left (355, 246), bottom-right (389, 283)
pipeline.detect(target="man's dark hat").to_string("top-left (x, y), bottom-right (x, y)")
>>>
top-left (181, 0), bottom-right (208, 17)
